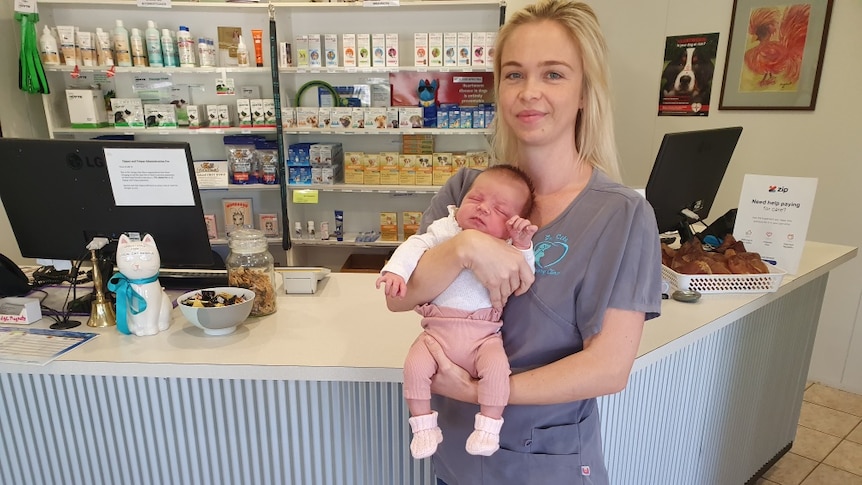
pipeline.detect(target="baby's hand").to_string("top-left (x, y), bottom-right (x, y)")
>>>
top-left (507, 216), bottom-right (539, 250)
top-left (375, 272), bottom-right (407, 298)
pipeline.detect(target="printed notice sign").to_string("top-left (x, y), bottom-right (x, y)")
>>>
top-left (733, 174), bottom-right (817, 274)
top-left (104, 148), bottom-right (195, 206)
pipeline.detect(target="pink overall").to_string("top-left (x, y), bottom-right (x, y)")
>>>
top-left (403, 303), bottom-right (511, 408)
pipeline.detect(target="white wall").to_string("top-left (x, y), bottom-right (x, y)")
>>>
top-left (1, 0), bottom-right (860, 392)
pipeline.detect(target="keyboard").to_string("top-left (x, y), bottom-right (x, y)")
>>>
top-left (158, 268), bottom-right (229, 290)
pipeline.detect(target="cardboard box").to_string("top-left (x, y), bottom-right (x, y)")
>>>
top-left (324, 34), bottom-right (339, 67)
top-left (342, 33), bottom-right (356, 68)
top-left (429, 32), bottom-right (443, 67)
top-left (357, 34), bottom-right (371, 67)
top-left (443, 32), bottom-right (458, 67)
top-left (414, 33), bottom-right (428, 67)
top-left (380, 212), bottom-right (398, 241)
top-left (363, 153), bottom-right (380, 185)
top-left (307, 34), bottom-right (322, 68)
top-left (236, 99), bottom-right (252, 128)
top-left (371, 33), bottom-right (386, 67)
top-left (403, 211), bottom-right (422, 239)
top-left (385, 33), bottom-right (399, 67)
top-left (295, 34), bottom-right (309, 67)
top-left (187, 105), bottom-right (204, 128)
top-left (457, 32), bottom-right (472, 66)
top-left (144, 104), bottom-right (178, 128)
top-left (471, 32), bottom-right (486, 67)
top-left (111, 98), bottom-right (145, 129)
top-left (66, 89), bottom-right (108, 128)
top-left (415, 154), bottom-right (433, 186)
top-left (217, 104), bottom-right (230, 127)
top-left (399, 154), bottom-right (417, 185)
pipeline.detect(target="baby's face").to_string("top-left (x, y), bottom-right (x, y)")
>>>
top-left (455, 172), bottom-right (528, 239)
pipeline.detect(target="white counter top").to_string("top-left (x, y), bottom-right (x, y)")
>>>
top-left (2, 241), bottom-right (855, 382)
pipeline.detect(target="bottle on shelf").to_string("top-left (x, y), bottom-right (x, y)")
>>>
top-left (130, 28), bottom-right (147, 67)
top-left (145, 20), bottom-right (163, 68)
top-left (177, 26), bottom-right (196, 68)
top-left (95, 28), bottom-right (115, 67)
top-left (39, 26), bottom-right (60, 66)
top-left (236, 35), bottom-right (250, 67)
top-left (161, 28), bottom-right (178, 67)
top-left (112, 20), bottom-right (132, 67)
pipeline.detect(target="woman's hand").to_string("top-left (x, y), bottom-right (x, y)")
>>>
top-left (425, 336), bottom-right (479, 404)
top-left (458, 230), bottom-right (535, 309)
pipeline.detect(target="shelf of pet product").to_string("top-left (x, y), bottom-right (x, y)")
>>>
top-left (281, 66), bottom-right (494, 74)
top-left (288, 184), bottom-right (440, 194)
top-left (284, 128), bottom-right (492, 136)
top-left (39, 0), bottom-right (502, 9)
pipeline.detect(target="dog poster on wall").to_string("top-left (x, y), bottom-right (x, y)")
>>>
top-left (658, 32), bottom-right (719, 116)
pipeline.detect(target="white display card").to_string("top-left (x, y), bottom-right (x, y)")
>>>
top-left (733, 174), bottom-right (818, 274)
top-left (105, 148), bottom-right (196, 206)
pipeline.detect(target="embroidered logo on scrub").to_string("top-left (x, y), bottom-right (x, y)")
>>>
top-left (581, 465), bottom-right (591, 476)
top-left (534, 233), bottom-right (569, 276)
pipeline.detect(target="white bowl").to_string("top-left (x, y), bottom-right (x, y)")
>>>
top-left (177, 287), bottom-right (255, 336)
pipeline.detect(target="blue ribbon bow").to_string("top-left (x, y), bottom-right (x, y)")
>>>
top-left (107, 272), bottom-right (159, 335)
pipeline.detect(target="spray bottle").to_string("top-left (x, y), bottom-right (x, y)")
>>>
top-left (177, 26), bottom-right (196, 67)
top-left (236, 34), bottom-right (250, 67)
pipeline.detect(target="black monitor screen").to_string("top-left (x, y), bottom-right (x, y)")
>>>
top-left (645, 126), bottom-right (743, 241)
top-left (0, 138), bottom-right (214, 268)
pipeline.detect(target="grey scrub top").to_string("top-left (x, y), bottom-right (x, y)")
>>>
top-left (420, 168), bottom-right (663, 485)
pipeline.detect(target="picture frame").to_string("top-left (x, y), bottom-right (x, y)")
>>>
top-left (719, 0), bottom-right (833, 110)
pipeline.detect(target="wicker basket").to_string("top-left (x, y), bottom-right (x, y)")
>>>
top-left (662, 264), bottom-right (786, 294)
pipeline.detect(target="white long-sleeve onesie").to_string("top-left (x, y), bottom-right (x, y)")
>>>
top-left (380, 206), bottom-right (535, 311)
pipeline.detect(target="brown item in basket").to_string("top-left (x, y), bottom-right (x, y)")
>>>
top-left (663, 238), bottom-right (769, 275)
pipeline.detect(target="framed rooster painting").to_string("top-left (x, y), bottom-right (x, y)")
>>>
top-left (719, 0), bottom-right (833, 110)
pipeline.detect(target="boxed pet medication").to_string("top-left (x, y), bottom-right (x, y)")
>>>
top-left (324, 34), bottom-right (339, 67)
top-left (110, 98), bottom-right (145, 128)
top-left (443, 33), bottom-right (458, 67)
top-left (457, 32), bottom-right (472, 66)
top-left (452, 153), bottom-right (469, 171)
top-left (365, 107), bottom-right (388, 130)
top-left (250, 99), bottom-right (265, 127)
top-left (415, 154), bottom-right (433, 186)
top-left (414, 33), bottom-right (428, 67)
top-left (403, 211), bottom-right (422, 239)
top-left (467, 151), bottom-right (489, 170)
top-left (288, 166), bottom-right (312, 185)
top-left (144, 104), bottom-right (178, 129)
top-left (363, 153), bottom-right (381, 185)
top-left (379, 152), bottom-right (400, 185)
top-left (187, 105), bottom-right (204, 128)
top-left (371, 33), bottom-right (386, 67)
top-left (307, 34), bottom-right (322, 68)
top-left (344, 151), bottom-right (364, 184)
top-left (357, 34), bottom-right (371, 67)
top-left (236, 99), bottom-right (253, 128)
top-left (217, 104), bottom-right (230, 127)
top-left (471, 32), bottom-right (486, 67)
top-left (351, 107), bottom-right (365, 129)
top-left (206, 105), bottom-right (219, 127)
top-left (385, 33), bottom-right (399, 67)
top-left (295, 34), bottom-right (309, 67)
top-left (399, 154), bottom-right (417, 185)
top-left (66, 89), bottom-right (108, 128)
top-left (398, 107), bottom-right (423, 129)
top-left (342, 33), bottom-right (356, 68)
top-left (432, 152), bottom-right (453, 186)
top-left (380, 212), bottom-right (398, 241)
top-left (263, 99), bottom-right (277, 127)
top-left (332, 107), bottom-right (353, 130)
top-left (296, 107), bottom-right (319, 129)
top-left (485, 31), bottom-right (497, 64)
top-left (282, 107), bottom-right (296, 128)
top-left (429, 32), bottom-right (443, 67)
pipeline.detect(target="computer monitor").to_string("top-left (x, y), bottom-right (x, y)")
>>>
top-left (645, 126), bottom-right (743, 243)
top-left (0, 138), bottom-right (215, 268)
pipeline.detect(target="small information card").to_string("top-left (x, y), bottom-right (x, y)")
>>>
top-left (733, 174), bottom-right (818, 274)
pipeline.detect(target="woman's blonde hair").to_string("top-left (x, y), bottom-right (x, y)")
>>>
top-left (490, 0), bottom-right (621, 182)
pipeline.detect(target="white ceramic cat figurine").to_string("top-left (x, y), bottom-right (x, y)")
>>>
top-left (113, 234), bottom-right (171, 336)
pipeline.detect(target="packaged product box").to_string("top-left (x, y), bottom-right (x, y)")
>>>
top-left (363, 153), bottom-right (381, 185)
top-left (443, 32), bottom-right (458, 67)
top-left (307, 34), bottom-right (322, 68)
top-left (204, 214), bottom-right (218, 239)
top-left (331, 107), bottom-right (353, 130)
top-left (66, 89), bottom-right (109, 128)
top-left (296, 107), bottom-right (319, 129)
top-left (471, 32), bottom-right (486, 67)
top-left (371, 33), bottom-right (386, 67)
top-left (457, 32), bottom-right (472, 66)
top-left (318, 107), bottom-right (332, 129)
top-left (357, 34), bottom-right (371, 67)
top-left (262, 99), bottom-right (277, 127)
top-left (403, 211), bottom-right (422, 239)
top-left (429, 32), bottom-right (444, 67)
top-left (467, 151), bottom-right (489, 170)
top-left (399, 154), bottom-right (417, 185)
top-left (218, 26), bottom-right (243, 67)
top-left (342, 33), bottom-right (356, 68)
top-left (485, 31), bottom-right (497, 64)
top-left (110, 98), bottom-right (145, 128)
top-left (259, 213), bottom-right (279, 236)
top-left (282, 107), bottom-right (296, 128)
top-left (344, 151), bottom-right (364, 184)
top-left (144, 104), bottom-right (178, 128)
top-left (398, 107), bottom-right (424, 129)
top-left (432, 152), bottom-right (453, 186)
top-left (385, 33), bottom-right (399, 67)
top-left (414, 33), bottom-right (428, 67)
top-left (380, 212), bottom-right (398, 241)
top-left (222, 198), bottom-right (253, 235)
top-left (250, 99), bottom-right (265, 127)
top-left (324, 34), bottom-right (339, 67)
top-left (288, 166), bottom-right (312, 185)
top-left (452, 153), bottom-right (469, 172)
top-left (379, 151), bottom-right (400, 185)
top-left (295, 34), bottom-right (309, 67)
top-left (352, 107), bottom-right (365, 129)
top-left (206, 105), bottom-right (220, 127)
top-left (365, 107), bottom-right (388, 130)
top-left (236, 99), bottom-right (252, 128)
top-left (187, 105), bottom-right (204, 128)
top-left (415, 154), bottom-right (433, 186)
top-left (217, 104), bottom-right (231, 127)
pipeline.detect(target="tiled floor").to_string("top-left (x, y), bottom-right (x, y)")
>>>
top-left (756, 382), bottom-right (862, 485)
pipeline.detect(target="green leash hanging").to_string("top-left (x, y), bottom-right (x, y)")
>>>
top-left (15, 11), bottom-right (50, 94)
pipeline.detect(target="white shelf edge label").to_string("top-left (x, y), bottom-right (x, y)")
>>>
top-left (137, 0), bottom-right (171, 8)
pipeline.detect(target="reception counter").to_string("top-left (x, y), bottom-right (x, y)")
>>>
top-left (0, 241), bottom-right (855, 485)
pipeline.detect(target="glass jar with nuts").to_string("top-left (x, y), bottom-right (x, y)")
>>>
top-left (226, 228), bottom-right (277, 316)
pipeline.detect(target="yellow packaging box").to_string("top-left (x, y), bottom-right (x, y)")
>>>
top-left (380, 212), bottom-right (398, 241)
